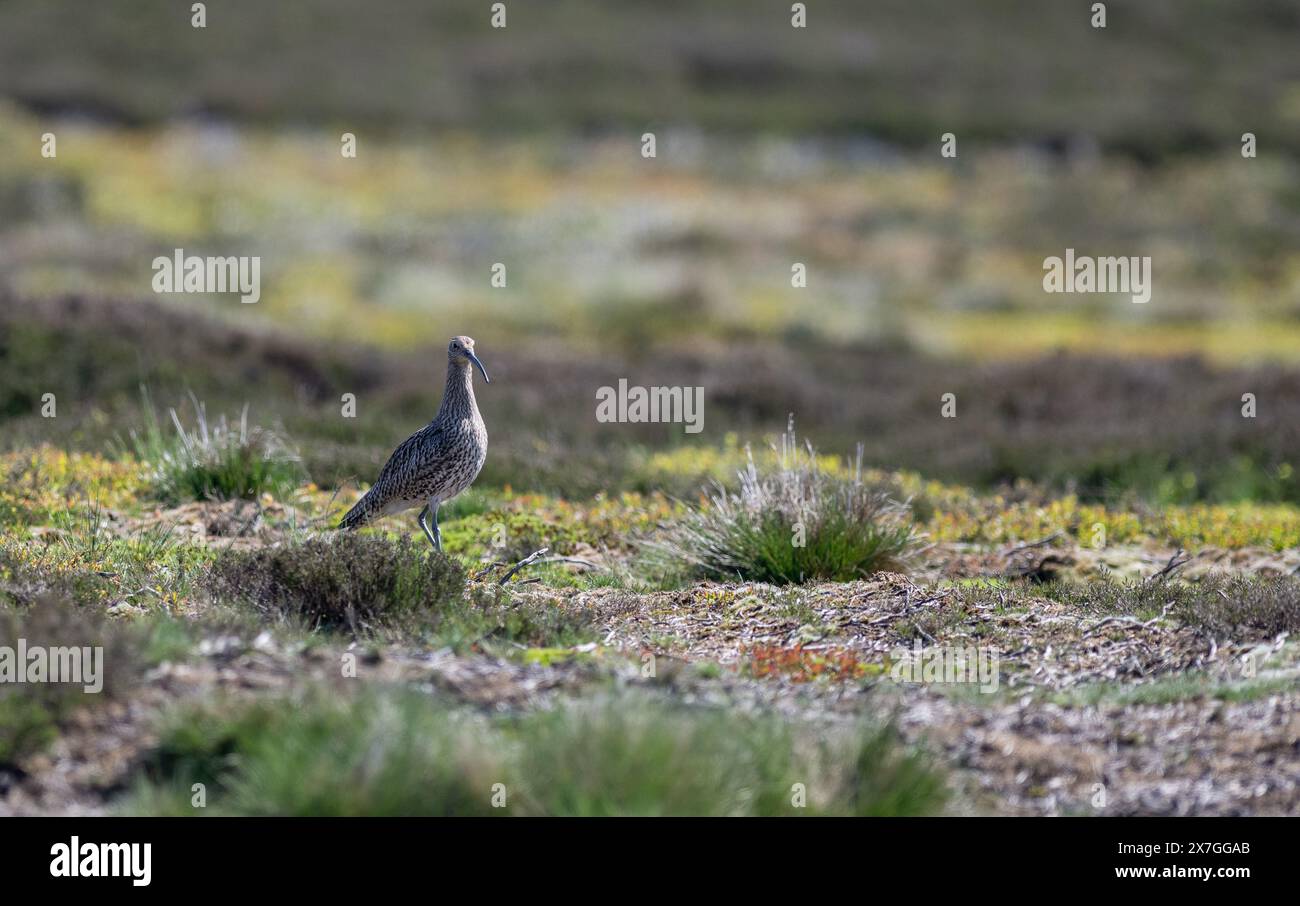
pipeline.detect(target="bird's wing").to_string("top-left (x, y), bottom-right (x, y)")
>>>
top-left (366, 422), bottom-right (446, 504)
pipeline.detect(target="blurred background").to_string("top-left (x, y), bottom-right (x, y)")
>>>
top-left (2, 0), bottom-right (1300, 503)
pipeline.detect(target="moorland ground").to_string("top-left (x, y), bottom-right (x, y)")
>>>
top-left (3, 285), bottom-right (1300, 815)
top-left (2, 0), bottom-right (1300, 816)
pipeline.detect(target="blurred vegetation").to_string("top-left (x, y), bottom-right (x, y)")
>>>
top-left (3, 0), bottom-right (1299, 157)
top-left (1, 3), bottom-right (1298, 506)
top-left (5, 289), bottom-right (1300, 506)
top-left (2, 101), bottom-right (1299, 360)
top-left (127, 686), bottom-right (946, 816)
top-left (0, 601), bottom-right (145, 767)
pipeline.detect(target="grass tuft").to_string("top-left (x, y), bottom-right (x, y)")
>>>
top-left (126, 389), bottom-right (300, 505)
top-left (652, 428), bottom-right (922, 584)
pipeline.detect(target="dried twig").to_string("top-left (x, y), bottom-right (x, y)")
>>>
top-left (1082, 603), bottom-right (1174, 637)
top-left (497, 547), bottom-right (551, 585)
top-left (536, 556), bottom-right (604, 570)
top-left (1148, 549), bottom-right (1192, 582)
top-left (473, 553), bottom-right (600, 583)
top-left (471, 561), bottom-right (508, 582)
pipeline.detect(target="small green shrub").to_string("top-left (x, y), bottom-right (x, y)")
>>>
top-left (206, 533), bottom-right (466, 632)
top-left (652, 431), bottom-right (921, 584)
top-left (1174, 574), bottom-right (1300, 638)
top-left (127, 390), bottom-right (301, 504)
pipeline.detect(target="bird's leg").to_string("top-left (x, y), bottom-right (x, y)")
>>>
top-left (417, 504), bottom-right (439, 550)
top-left (430, 502), bottom-right (442, 552)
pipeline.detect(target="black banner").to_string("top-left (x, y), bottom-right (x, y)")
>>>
top-left (0, 817), bottom-right (1282, 892)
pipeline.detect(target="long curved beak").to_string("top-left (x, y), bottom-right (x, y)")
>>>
top-left (467, 350), bottom-right (490, 384)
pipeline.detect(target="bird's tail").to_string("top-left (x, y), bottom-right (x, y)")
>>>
top-left (338, 490), bottom-right (379, 530)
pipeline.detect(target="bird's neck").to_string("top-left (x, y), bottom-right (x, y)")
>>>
top-left (438, 360), bottom-right (478, 421)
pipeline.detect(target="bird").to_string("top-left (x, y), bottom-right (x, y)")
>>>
top-left (338, 336), bottom-right (489, 550)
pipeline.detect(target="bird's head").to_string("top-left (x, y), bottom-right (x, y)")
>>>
top-left (448, 336), bottom-right (489, 383)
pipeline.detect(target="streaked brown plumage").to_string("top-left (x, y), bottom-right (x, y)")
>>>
top-left (338, 336), bottom-right (489, 550)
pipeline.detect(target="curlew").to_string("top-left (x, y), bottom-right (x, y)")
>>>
top-left (338, 336), bottom-right (489, 550)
